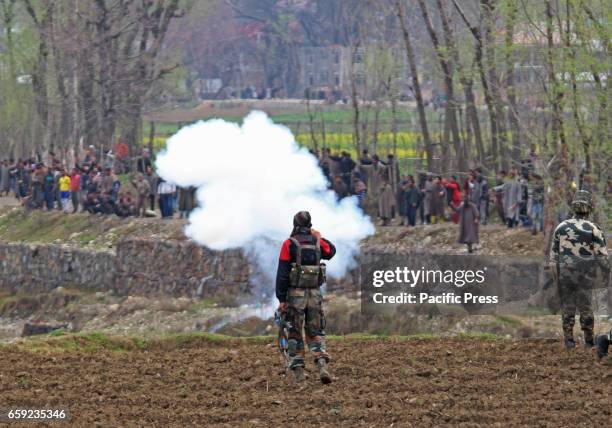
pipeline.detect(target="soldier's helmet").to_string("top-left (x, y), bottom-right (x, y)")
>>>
top-left (293, 211), bottom-right (312, 228)
top-left (571, 189), bottom-right (593, 214)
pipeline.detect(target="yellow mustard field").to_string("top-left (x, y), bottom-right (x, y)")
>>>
top-left (145, 131), bottom-right (424, 159)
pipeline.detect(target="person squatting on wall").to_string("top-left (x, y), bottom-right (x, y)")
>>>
top-left (275, 211), bottom-right (336, 384)
top-left (548, 190), bottom-right (609, 350)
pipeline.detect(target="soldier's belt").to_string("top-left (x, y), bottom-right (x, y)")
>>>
top-left (289, 283), bottom-right (321, 289)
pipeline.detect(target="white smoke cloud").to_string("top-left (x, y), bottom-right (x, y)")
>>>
top-left (156, 111), bottom-right (374, 298)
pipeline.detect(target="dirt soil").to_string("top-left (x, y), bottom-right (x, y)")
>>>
top-left (0, 336), bottom-right (610, 427)
top-left (364, 223), bottom-right (551, 257)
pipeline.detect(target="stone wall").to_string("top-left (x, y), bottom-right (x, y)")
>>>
top-left (359, 249), bottom-right (544, 301)
top-left (3, 239), bottom-right (602, 302)
top-left (0, 239), bottom-right (251, 299)
top-left (115, 239), bottom-right (250, 299)
top-left (0, 243), bottom-right (115, 294)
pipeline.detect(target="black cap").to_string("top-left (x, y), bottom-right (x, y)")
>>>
top-left (293, 211), bottom-right (312, 228)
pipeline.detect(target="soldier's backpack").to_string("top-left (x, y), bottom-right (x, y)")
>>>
top-left (288, 237), bottom-right (326, 288)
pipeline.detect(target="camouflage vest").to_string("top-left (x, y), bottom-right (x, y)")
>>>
top-left (552, 218), bottom-right (608, 284)
top-left (289, 236), bottom-right (327, 289)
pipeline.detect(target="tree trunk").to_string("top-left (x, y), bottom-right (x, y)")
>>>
top-left (306, 95), bottom-right (318, 152)
top-left (390, 96), bottom-right (398, 157)
top-left (464, 78), bottom-right (484, 165)
top-left (436, 0), bottom-right (483, 167)
top-left (148, 121), bottom-right (156, 156)
top-left (544, 0), bottom-right (571, 226)
top-left (395, 0), bottom-right (434, 171)
top-left (349, 44), bottom-right (361, 153)
top-left (452, 0), bottom-right (499, 172)
top-left (417, 0), bottom-right (463, 172)
top-left (482, 0), bottom-right (508, 171)
top-left (24, 0), bottom-right (53, 154)
top-left (504, 0), bottom-right (521, 165)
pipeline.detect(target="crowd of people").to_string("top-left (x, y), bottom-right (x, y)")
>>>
top-left (315, 148), bottom-right (550, 252)
top-left (0, 145), bottom-right (600, 250)
top-left (0, 147), bottom-right (197, 219)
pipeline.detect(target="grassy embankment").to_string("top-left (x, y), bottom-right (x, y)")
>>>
top-left (4, 330), bottom-right (505, 354)
top-left (0, 207), bottom-right (184, 248)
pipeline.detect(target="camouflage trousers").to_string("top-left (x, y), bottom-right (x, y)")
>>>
top-left (285, 287), bottom-right (329, 369)
top-left (557, 280), bottom-right (594, 342)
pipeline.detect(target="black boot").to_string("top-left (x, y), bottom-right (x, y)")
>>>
top-left (291, 366), bottom-right (305, 383)
top-left (562, 314), bottom-right (575, 349)
top-left (316, 359), bottom-right (332, 384)
top-left (564, 338), bottom-right (576, 350)
top-left (596, 334), bottom-right (610, 359)
top-left (581, 315), bottom-right (595, 349)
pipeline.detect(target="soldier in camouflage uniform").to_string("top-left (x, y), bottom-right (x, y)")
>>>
top-left (549, 190), bottom-right (609, 349)
top-left (276, 211), bottom-right (336, 383)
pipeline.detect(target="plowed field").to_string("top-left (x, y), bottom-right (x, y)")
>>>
top-left (1, 336), bottom-right (610, 426)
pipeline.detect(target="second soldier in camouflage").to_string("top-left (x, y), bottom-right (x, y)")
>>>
top-left (549, 190), bottom-right (609, 349)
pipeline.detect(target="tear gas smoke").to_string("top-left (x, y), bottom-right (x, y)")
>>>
top-left (156, 111), bottom-right (374, 301)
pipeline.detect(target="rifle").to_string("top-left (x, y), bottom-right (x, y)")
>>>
top-left (274, 309), bottom-right (292, 371)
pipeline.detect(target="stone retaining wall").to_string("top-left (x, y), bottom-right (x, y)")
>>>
top-left (115, 239), bottom-right (250, 298)
top-left (4, 239), bottom-right (600, 302)
top-left (0, 243), bottom-right (115, 294)
top-left (0, 240), bottom-right (251, 299)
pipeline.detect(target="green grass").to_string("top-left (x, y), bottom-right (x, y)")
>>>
top-left (143, 108), bottom-right (427, 135)
top-left (71, 231), bottom-right (98, 245)
top-left (12, 331), bottom-right (272, 354)
top-left (457, 332), bottom-right (504, 341)
top-left (188, 298), bottom-right (216, 312)
top-left (269, 108), bottom-right (420, 125)
top-left (0, 293), bottom-right (22, 311)
top-left (327, 333), bottom-right (382, 341)
top-left (18, 331), bottom-right (148, 353)
top-left (0, 209), bottom-right (93, 243)
top-left (0, 207), bottom-right (162, 249)
top-left (6, 331), bottom-right (508, 354)
top-left (493, 315), bottom-right (523, 327)
top-left (141, 106), bottom-right (439, 156)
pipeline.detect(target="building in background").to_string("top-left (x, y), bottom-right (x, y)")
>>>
top-left (296, 45), bottom-right (412, 101)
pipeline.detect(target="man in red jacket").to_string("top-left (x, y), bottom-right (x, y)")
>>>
top-left (446, 175), bottom-right (462, 224)
top-left (276, 211), bottom-right (336, 383)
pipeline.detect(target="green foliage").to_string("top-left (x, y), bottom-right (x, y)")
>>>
top-left (188, 298), bottom-right (216, 312)
top-left (141, 107), bottom-right (440, 161)
top-left (8, 330), bottom-right (513, 354)
top-left (14, 331), bottom-right (272, 353)
top-left (0, 2), bottom-right (42, 156)
top-left (0, 209), bottom-right (93, 243)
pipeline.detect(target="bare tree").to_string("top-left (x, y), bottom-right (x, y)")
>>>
top-left (435, 0), bottom-right (484, 167)
top-left (394, 0), bottom-right (435, 171)
top-left (21, 0), bottom-right (183, 162)
top-left (416, 0), bottom-right (464, 173)
top-left (504, 0), bottom-right (522, 165)
top-left (452, 0), bottom-right (501, 172)
top-left (23, 0), bottom-right (53, 154)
